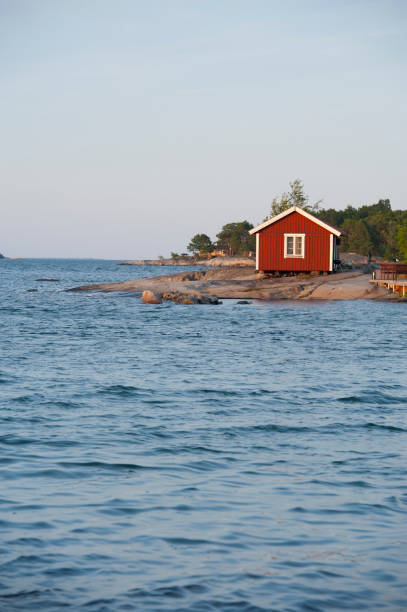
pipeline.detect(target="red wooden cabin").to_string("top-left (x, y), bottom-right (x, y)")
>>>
top-left (249, 206), bottom-right (342, 273)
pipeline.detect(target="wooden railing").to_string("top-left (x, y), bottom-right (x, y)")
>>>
top-left (379, 263), bottom-right (407, 281)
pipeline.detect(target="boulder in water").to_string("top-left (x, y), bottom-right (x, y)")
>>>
top-left (142, 290), bottom-right (162, 304)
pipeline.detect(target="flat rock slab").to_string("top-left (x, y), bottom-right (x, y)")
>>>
top-left (67, 269), bottom-right (394, 302)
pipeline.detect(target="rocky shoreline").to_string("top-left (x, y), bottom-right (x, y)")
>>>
top-left (68, 267), bottom-right (398, 303)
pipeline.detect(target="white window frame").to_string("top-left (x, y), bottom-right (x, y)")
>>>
top-left (284, 233), bottom-right (305, 258)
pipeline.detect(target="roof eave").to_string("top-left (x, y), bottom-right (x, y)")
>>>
top-left (249, 206), bottom-right (342, 237)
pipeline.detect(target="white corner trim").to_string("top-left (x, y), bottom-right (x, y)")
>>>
top-left (249, 206), bottom-right (342, 237)
top-left (329, 234), bottom-right (333, 271)
top-left (256, 233), bottom-right (259, 270)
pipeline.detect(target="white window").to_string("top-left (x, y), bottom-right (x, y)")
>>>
top-left (284, 233), bottom-right (305, 258)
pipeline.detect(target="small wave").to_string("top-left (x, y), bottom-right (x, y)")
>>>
top-left (98, 506), bottom-right (145, 516)
top-left (0, 458), bottom-right (16, 465)
top-left (126, 587), bottom-right (267, 611)
top-left (154, 444), bottom-right (225, 456)
top-left (45, 439), bottom-right (82, 448)
top-left (222, 423), bottom-right (312, 435)
top-left (127, 583), bottom-right (208, 599)
top-left (0, 435), bottom-right (36, 446)
top-left (338, 390), bottom-right (407, 405)
top-left (8, 537), bottom-right (45, 547)
top-left (216, 421), bottom-right (407, 438)
top-left (163, 536), bottom-right (212, 546)
top-left (58, 461), bottom-right (157, 472)
top-left (9, 395), bottom-right (44, 405)
top-left (0, 519), bottom-right (53, 529)
top-left (309, 478), bottom-right (372, 488)
top-left (187, 387), bottom-right (278, 398)
top-left (97, 384), bottom-right (150, 397)
top-left (42, 400), bottom-right (82, 410)
top-left (11, 469), bottom-right (85, 480)
top-left (0, 307), bottom-right (21, 314)
top-left (0, 590), bottom-right (47, 601)
top-left (184, 459), bottom-right (225, 472)
top-left (44, 566), bottom-right (83, 577)
top-left (83, 597), bottom-right (116, 608)
top-left (193, 388), bottom-right (242, 396)
top-left (338, 395), bottom-right (363, 403)
top-left (363, 422), bottom-right (406, 433)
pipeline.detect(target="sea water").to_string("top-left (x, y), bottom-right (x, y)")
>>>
top-left (1, 259), bottom-right (406, 611)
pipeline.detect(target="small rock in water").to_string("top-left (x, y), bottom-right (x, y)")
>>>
top-left (200, 296), bottom-right (222, 305)
top-left (142, 290), bottom-right (162, 304)
top-left (162, 291), bottom-right (221, 305)
top-left (35, 278), bottom-right (60, 282)
top-left (236, 300), bottom-right (251, 305)
top-left (162, 291), bottom-right (198, 304)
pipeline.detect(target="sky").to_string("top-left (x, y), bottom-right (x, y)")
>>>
top-left (1, 0), bottom-right (406, 258)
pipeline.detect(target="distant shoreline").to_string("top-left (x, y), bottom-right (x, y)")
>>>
top-left (118, 256), bottom-right (255, 267)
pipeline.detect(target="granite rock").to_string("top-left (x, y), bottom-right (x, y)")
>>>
top-left (142, 290), bottom-right (162, 304)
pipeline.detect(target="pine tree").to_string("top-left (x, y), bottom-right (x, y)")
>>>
top-left (268, 179), bottom-right (322, 218)
top-left (187, 234), bottom-right (213, 256)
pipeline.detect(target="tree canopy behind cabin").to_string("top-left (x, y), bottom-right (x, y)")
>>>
top-left (216, 221), bottom-right (255, 256)
top-left (317, 199), bottom-right (407, 259)
top-left (265, 180), bottom-right (407, 260)
top-left (187, 222), bottom-right (255, 257)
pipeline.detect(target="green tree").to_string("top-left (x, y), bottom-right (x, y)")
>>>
top-left (340, 219), bottom-right (373, 255)
top-left (397, 220), bottom-right (407, 261)
top-left (268, 179), bottom-right (322, 218)
top-left (216, 221), bottom-right (255, 256)
top-left (317, 207), bottom-right (344, 228)
top-left (317, 198), bottom-right (402, 258)
top-left (187, 233), bottom-right (213, 256)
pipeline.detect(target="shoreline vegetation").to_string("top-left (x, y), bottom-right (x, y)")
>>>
top-left (68, 264), bottom-right (398, 303)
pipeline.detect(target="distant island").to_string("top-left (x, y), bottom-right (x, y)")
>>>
top-left (118, 256), bottom-right (254, 267)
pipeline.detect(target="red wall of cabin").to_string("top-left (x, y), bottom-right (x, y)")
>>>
top-left (258, 211), bottom-right (331, 272)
